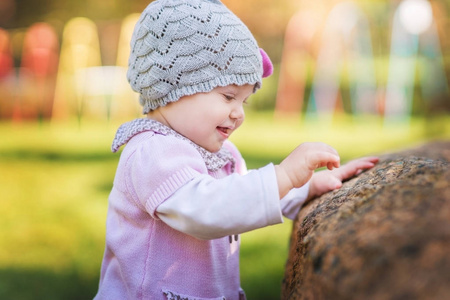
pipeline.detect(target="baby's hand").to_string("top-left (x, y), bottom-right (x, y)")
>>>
top-left (308, 156), bottom-right (379, 200)
top-left (275, 142), bottom-right (340, 198)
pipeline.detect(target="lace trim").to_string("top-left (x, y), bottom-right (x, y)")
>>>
top-left (111, 118), bottom-right (235, 172)
top-left (163, 290), bottom-right (225, 300)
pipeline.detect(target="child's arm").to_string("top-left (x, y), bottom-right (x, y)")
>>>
top-left (154, 142), bottom-right (375, 239)
top-left (156, 142), bottom-right (339, 239)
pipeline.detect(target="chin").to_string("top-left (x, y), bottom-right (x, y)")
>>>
top-left (205, 143), bottom-right (222, 153)
top-left (208, 147), bottom-right (221, 153)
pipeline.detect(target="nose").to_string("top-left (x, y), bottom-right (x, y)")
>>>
top-left (230, 103), bottom-right (245, 121)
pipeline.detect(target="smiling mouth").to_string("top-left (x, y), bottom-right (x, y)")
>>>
top-left (217, 126), bottom-right (232, 137)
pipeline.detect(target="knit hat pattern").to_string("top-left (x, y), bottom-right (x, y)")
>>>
top-left (127, 0), bottom-right (264, 113)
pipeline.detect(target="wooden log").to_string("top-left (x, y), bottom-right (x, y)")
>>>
top-left (282, 141), bottom-right (450, 300)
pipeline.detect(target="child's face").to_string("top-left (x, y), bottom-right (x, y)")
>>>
top-left (157, 84), bottom-right (254, 152)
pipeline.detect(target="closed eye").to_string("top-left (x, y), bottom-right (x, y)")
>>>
top-left (223, 94), bottom-right (235, 101)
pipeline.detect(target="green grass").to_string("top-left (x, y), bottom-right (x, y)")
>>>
top-left (0, 113), bottom-right (449, 300)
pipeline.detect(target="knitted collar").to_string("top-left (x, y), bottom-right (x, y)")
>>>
top-left (111, 118), bottom-right (235, 172)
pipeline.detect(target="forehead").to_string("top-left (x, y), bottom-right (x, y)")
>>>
top-left (214, 84), bottom-right (254, 95)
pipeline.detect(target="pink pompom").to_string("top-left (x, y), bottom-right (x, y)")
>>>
top-left (259, 48), bottom-right (273, 78)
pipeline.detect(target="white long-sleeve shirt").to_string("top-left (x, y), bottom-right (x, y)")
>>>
top-left (157, 169), bottom-right (309, 239)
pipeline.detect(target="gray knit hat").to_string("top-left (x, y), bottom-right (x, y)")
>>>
top-left (127, 0), bottom-right (268, 114)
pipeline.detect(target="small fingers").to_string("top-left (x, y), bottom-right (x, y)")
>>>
top-left (335, 156), bottom-right (379, 179)
top-left (333, 160), bottom-right (340, 168)
top-left (366, 156), bottom-right (380, 164)
top-left (303, 142), bottom-right (339, 156)
top-left (294, 142), bottom-right (341, 171)
top-left (313, 152), bottom-right (339, 170)
top-left (353, 157), bottom-right (379, 169)
top-left (331, 178), bottom-right (343, 190)
top-left (319, 142), bottom-right (339, 157)
top-left (328, 145), bottom-right (339, 157)
top-left (327, 160), bottom-right (340, 170)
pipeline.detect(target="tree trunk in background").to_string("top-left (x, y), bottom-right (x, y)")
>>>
top-left (282, 141), bottom-right (450, 300)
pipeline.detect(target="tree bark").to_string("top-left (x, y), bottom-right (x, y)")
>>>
top-left (282, 141), bottom-right (450, 300)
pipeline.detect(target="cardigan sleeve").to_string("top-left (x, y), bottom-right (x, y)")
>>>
top-left (156, 164), bottom-right (283, 240)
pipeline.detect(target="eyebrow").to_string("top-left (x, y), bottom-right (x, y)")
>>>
top-left (215, 85), bottom-right (253, 100)
top-left (216, 86), bottom-right (238, 94)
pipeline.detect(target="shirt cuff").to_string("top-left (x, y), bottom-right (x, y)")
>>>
top-left (280, 180), bottom-right (310, 220)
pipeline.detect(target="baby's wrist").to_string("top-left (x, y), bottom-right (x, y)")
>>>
top-left (274, 164), bottom-right (294, 198)
top-left (307, 176), bottom-right (318, 200)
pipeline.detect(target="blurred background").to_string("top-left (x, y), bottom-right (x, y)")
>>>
top-left (1, 0), bottom-right (449, 299)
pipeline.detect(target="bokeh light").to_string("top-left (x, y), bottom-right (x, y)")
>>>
top-left (399, 0), bottom-right (433, 35)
